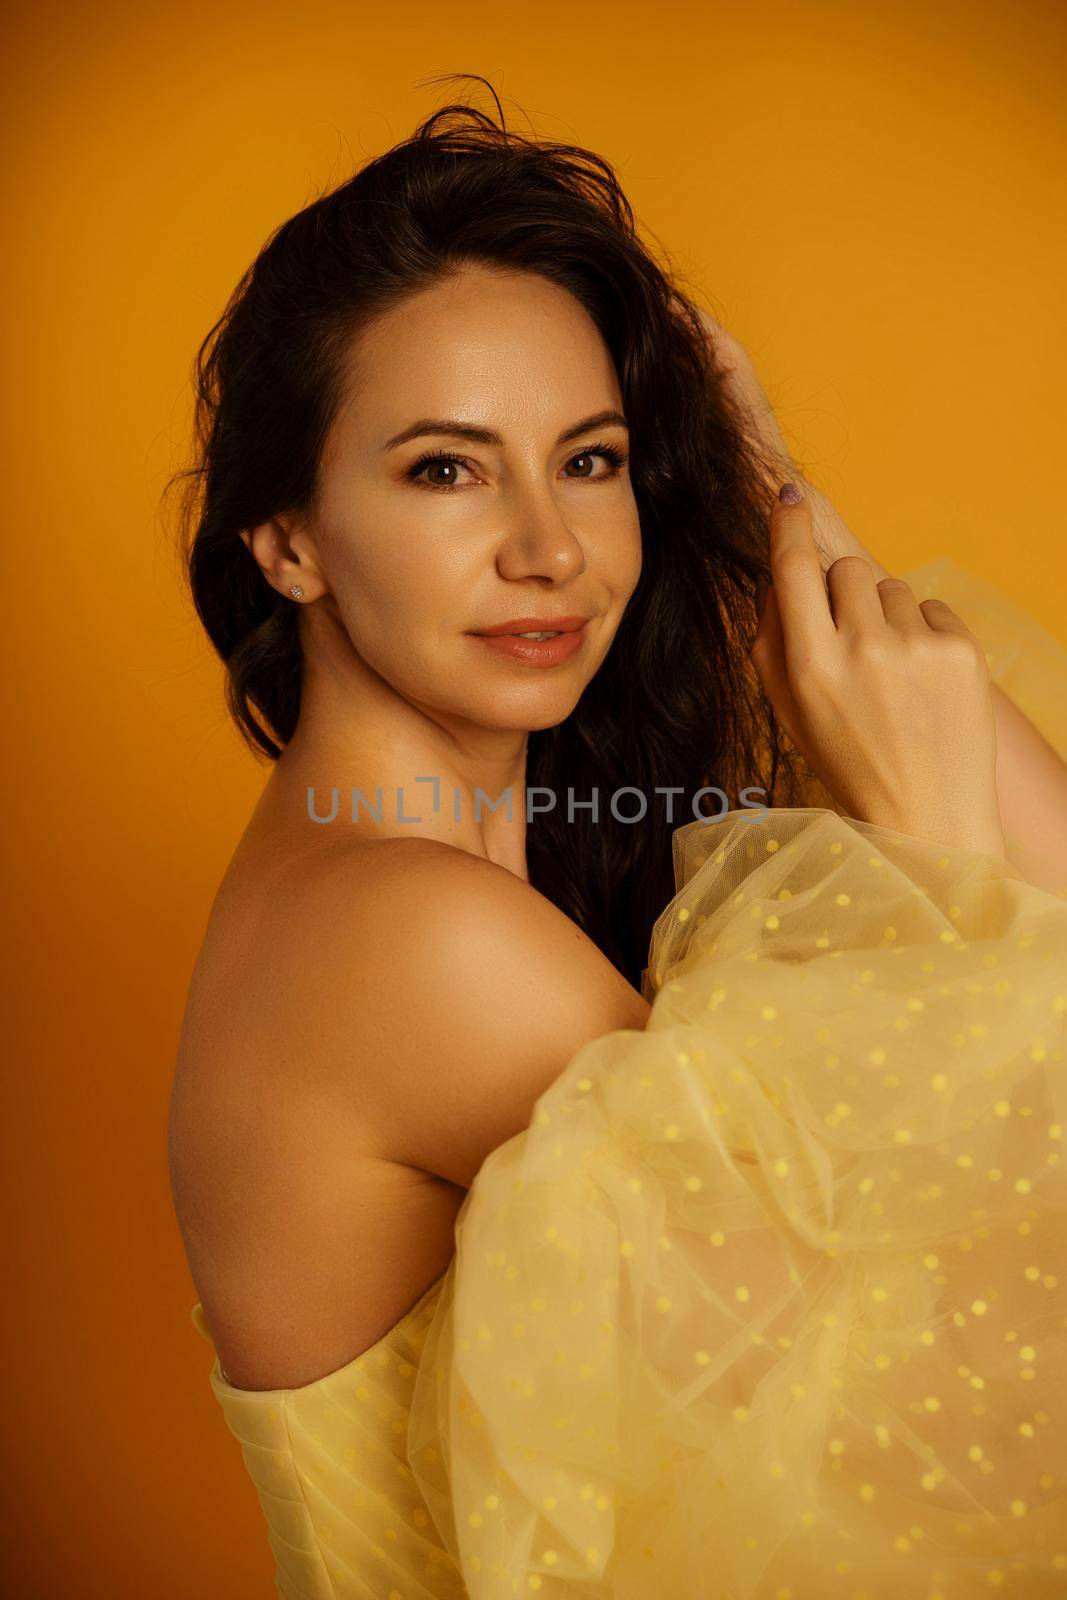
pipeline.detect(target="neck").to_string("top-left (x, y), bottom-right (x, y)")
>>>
top-left (255, 636), bottom-right (532, 881)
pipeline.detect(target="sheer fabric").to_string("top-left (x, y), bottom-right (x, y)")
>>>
top-left (194, 559), bottom-right (1067, 1597)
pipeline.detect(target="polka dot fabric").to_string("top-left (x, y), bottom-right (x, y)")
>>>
top-left (193, 561), bottom-right (1067, 1597)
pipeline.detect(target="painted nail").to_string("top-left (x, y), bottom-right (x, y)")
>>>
top-left (778, 482), bottom-right (803, 505)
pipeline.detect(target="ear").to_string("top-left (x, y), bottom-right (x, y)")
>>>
top-left (240, 513), bottom-right (325, 604)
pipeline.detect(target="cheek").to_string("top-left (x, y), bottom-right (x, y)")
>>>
top-left (330, 533), bottom-right (470, 651)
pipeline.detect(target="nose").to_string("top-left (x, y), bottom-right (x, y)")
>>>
top-left (494, 492), bottom-right (588, 584)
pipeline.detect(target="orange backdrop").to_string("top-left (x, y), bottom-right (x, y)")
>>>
top-left (4, 0), bottom-right (1065, 1592)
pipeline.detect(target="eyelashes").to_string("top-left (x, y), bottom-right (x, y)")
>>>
top-left (404, 441), bottom-right (629, 492)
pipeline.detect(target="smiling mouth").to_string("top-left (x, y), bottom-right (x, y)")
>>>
top-left (469, 614), bottom-right (592, 638)
top-left (466, 623), bottom-right (590, 666)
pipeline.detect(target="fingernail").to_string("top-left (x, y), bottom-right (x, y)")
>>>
top-left (778, 482), bottom-right (803, 505)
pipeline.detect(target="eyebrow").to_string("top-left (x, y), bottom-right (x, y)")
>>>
top-left (383, 408), bottom-right (629, 451)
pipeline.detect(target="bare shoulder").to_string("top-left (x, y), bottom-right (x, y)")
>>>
top-left (168, 834), bottom-right (649, 1387)
top-left (304, 836), bottom-right (651, 1188)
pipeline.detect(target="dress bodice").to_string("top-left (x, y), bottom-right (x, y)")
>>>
top-left (191, 1272), bottom-right (466, 1598)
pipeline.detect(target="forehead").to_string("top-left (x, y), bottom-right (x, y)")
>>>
top-left (334, 267), bottom-right (622, 444)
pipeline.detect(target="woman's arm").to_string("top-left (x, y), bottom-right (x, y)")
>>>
top-left (699, 310), bottom-right (1067, 892)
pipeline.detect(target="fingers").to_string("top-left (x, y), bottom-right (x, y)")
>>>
top-left (768, 486), bottom-right (837, 664)
top-left (876, 576), bottom-right (927, 633)
top-left (826, 556), bottom-right (884, 630)
top-left (918, 595), bottom-right (979, 642)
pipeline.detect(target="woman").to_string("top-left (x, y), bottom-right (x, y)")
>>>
top-left (168, 85), bottom-right (1067, 1597)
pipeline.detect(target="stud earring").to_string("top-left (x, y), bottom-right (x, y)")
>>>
top-left (290, 585), bottom-right (304, 600)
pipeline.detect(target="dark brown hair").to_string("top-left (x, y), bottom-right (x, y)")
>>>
top-left (166, 75), bottom-right (806, 989)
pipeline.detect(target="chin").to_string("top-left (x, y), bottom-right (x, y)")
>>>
top-left (465, 685), bottom-right (586, 732)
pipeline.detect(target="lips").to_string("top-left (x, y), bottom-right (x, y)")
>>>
top-left (471, 615), bottom-right (590, 637)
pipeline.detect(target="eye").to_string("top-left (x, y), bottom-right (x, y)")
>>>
top-left (404, 450), bottom-right (476, 491)
top-left (404, 442), bottom-right (629, 492)
top-left (566, 442), bottom-right (629, 480)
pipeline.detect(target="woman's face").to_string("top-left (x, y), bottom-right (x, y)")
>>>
top-left (304, 264), bottom-right (642, 733)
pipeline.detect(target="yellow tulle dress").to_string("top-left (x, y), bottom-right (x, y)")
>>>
top-left (191, 559), bottom-right (1067, 1599)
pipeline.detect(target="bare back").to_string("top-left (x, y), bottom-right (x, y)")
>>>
top-left (168, 825), bottom-right (649, 1391)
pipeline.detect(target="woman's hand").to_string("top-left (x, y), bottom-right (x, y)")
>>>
top-left (749, 485), bottom-right (1007, 859)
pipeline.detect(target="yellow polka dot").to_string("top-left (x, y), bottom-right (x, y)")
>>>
top-left (835, 893), bottom-right (851, 906)
top-left (735, 1285), bottom-right (751, 1303)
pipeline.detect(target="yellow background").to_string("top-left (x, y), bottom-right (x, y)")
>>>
top-left (3, 0), bottom-right (1065, 1591)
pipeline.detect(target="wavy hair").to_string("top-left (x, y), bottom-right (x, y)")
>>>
top-left (166, 75), bottom-right (808, 990)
